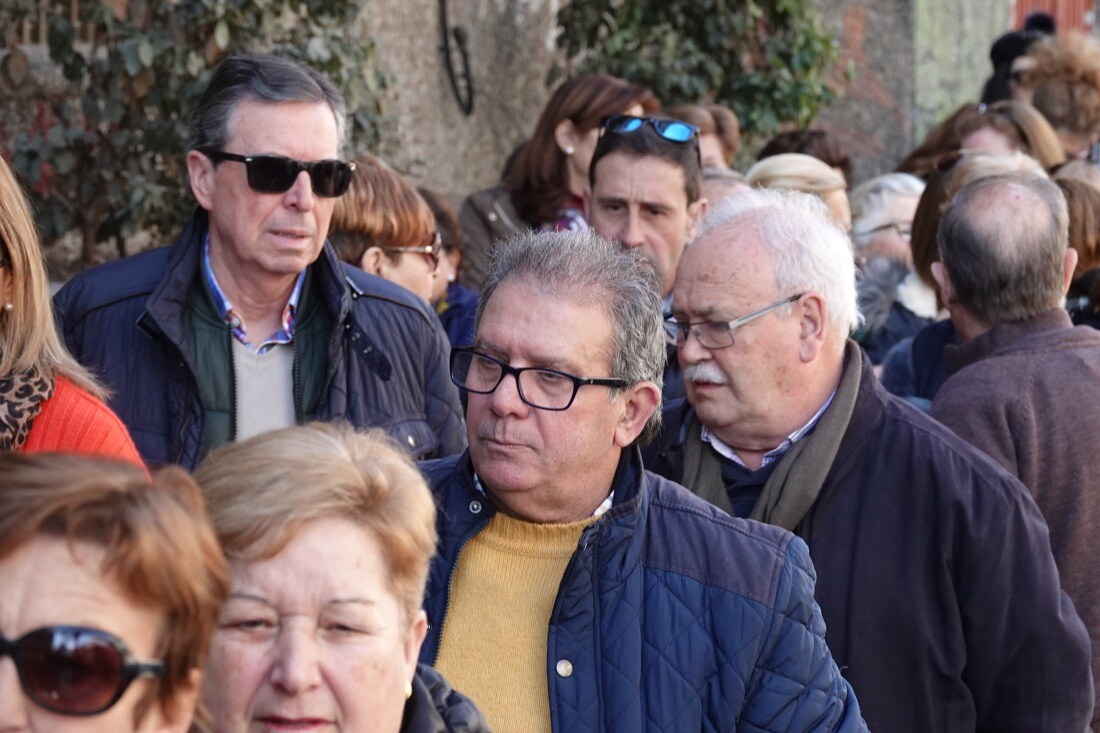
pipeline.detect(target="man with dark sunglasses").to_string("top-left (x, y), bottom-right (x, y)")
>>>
top-left (419, 228), bottom-right (868, 733)
top-left (53, 54), bottom-right (466, 469)
top-left (643, 187), bottom-right (1093, 733)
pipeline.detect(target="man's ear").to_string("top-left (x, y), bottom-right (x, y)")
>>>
top-left (359, 247), bottom-right (386, 276)
top-left (186, 150), bottom-right (217, 212)
top-left (614, 381), bottom-right (661, 448)
top-left (686, 197), bottom-right (708, 242)
top-left (796, 293), bottom-right (828, 363)
top-left (1063, 247), bottom-right (1079, 293)
top-left (931, 260), bottom-right (956, 308)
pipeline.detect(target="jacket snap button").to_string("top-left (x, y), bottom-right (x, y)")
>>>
top-left (469, 500), bottom-right (482, 514)
top-left (556, 659), bottom-right (573, 678)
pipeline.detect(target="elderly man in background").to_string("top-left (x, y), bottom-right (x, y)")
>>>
top-left (421, 229), bottom-right (867, 732)
top-left (643, 187), bottom-right (1093, 733)
top-left (54, 55), bottom-right (464, 468)
top-left (932, 173), bottom-right (1100, 725)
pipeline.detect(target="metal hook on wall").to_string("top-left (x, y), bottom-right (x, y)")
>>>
top-left (439, 0), bottom-right (474, 115)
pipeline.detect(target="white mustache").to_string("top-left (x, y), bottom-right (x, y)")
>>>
top-left (683, 363), bottom-right (728, 385)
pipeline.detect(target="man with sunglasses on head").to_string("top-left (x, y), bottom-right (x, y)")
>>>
top-left (643, 187), bottom-right (1093, 732)
top-left (419, 228), bottom-right (867, 732)
top-left (54, 55), bottom-right (465, 469)
top-left (587, 114), bottom-right (707, 402)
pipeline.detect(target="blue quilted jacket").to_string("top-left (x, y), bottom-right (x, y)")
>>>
top-left (419, 449), bottom-right (868, 732)
top-left (53, 211), bottom-right (466, 469)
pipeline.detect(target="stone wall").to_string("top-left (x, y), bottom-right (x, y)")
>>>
top-left (368, 0), bottom-right (561, 199)
top-left (806, 0), bottom-right (1013, 184)
top-left (370, 0), bottom-right (1016, 194)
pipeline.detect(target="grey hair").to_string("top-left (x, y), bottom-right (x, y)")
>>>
top-left (938, 173), bottom-right (1068, 324)
top-left (187, 54), bottom-right (348, 154)
top-left (850, 173), bottom-right (925, 250)
top-left (476, 229), bottom-right (667, 443)
top-left (696, 187), bottom-right (862, 334)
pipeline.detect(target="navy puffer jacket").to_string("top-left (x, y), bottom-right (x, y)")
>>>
top-left (54, 211), bottom-right (466, 468)
top-left (419, 449), bottom-right (868, 732)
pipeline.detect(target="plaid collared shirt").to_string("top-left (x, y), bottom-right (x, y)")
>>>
top-left (702, 390), bottom-right (837, 470)
top-left (202, 236), bottom-right (305, 354)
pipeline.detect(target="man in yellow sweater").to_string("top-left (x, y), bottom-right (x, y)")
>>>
top-left (418, 227), bottom-right (867, 732)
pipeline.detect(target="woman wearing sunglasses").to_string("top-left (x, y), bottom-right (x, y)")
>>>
top-left (193, 423), bottom-right (488, 733)
top-left (0, 155), bottom-right (142, 463)
top-left (329, 155), bottom-right (441, 303)
top-left (0, 452), bottom-right (228, 731)
top-left (458, 73), bottom-right (658, 289)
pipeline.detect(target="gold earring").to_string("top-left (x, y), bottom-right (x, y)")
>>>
top-left (404, 680), bottom-right (413, 699)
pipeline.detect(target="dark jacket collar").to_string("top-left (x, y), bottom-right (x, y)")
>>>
top-left (141, 209), bottom-right (356, 350)
top-left (944, 308), bottom-right (1073, 376)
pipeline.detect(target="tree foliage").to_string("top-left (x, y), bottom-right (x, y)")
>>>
top-left (555, 0), bottom-right (844, 140)
top-left (1, 0), bottom-right (386, 264)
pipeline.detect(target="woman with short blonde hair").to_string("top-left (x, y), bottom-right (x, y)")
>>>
top-left (194, 423), bottom-right (487, 733)
top-left (747, 152), bottom-right (851, 232)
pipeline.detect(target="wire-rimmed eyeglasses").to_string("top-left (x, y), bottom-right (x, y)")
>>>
top-left (449, 347), bottom-right (629, 411)
top-left (668, 293), bottom-right (804, 350)
top-left (854, 221), bottom-right (912, 242)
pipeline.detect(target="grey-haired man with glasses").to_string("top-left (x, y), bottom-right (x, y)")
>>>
top-left (643, 187), bottom-right (1093, 732)
top-left (419, 227), bottom-right (868, 732)
top-left (53, 54), bottom-right (465, 468)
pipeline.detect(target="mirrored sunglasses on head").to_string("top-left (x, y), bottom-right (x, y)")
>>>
top-left (1, 625), bottom-right (166, 716)
top-left (204, 150), bottom-right (356, 198)
top-left (601, 115), bottom-right (700, 144)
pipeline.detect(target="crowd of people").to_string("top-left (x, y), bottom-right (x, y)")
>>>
top-left (2, 16), bottom-right (1100, 733)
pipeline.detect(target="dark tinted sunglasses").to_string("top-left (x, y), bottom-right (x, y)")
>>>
top-left (601, 115), bottom-right (700, 144)
top-left (205, 151), bottom-right (355, 197)
top-left (1, 625), bottom-right (166, 716)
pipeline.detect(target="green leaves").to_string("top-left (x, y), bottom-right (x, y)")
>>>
top-left (555, 0), bottom-right (842, 141)
top-left (3, 0), bottom-right (387, 263)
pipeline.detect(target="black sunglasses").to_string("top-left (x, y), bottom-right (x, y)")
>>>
top-left (1, 625), bottom-right (166, 716)
top-left (601, 115), bottom-right (700, 144)
top-left (204, 151), bottom-right (356, 197)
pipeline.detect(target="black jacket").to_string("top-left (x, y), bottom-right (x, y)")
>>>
top-left (643, 356), bottom-right (1094, 733)
top-left (54, 211), bottom-right (466, 468)
top-left (402, 665), bottom-right (491, 733)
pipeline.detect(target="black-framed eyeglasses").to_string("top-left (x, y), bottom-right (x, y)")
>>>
top-left (203, 151), bottom-right (356, 197)
top-left (385, 231), bottom-right (443, 269)
top-left (669, 293), bottom-right (804, 350)
top-left (854, 221), bottom-right (912, 242)
top-left (449, 347), bottom-right (629, 411)
top-left (601, 115), bottom-right (700, 144)
top-left (1, 625), bottom-right (166, 716)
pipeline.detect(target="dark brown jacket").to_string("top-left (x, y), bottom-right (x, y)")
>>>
top-left (932, 307), bottom-right (1100, 729)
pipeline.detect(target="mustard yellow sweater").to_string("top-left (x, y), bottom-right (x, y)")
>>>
top-left (436, 510), bottom-right (594, 733)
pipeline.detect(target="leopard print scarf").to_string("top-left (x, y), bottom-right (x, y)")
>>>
top-left (0, 368), bottom-right (54, 451)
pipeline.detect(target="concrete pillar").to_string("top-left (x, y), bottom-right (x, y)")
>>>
top-left (812, 0), bottom-right (1014, 184)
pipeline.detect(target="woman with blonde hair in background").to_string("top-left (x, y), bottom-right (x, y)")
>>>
top-left (746, 152), bottom-right (852, 233)
top-left (194, 423), bottom-right (489, 733)
top-left (0, 155), bottom-right (141, 461)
